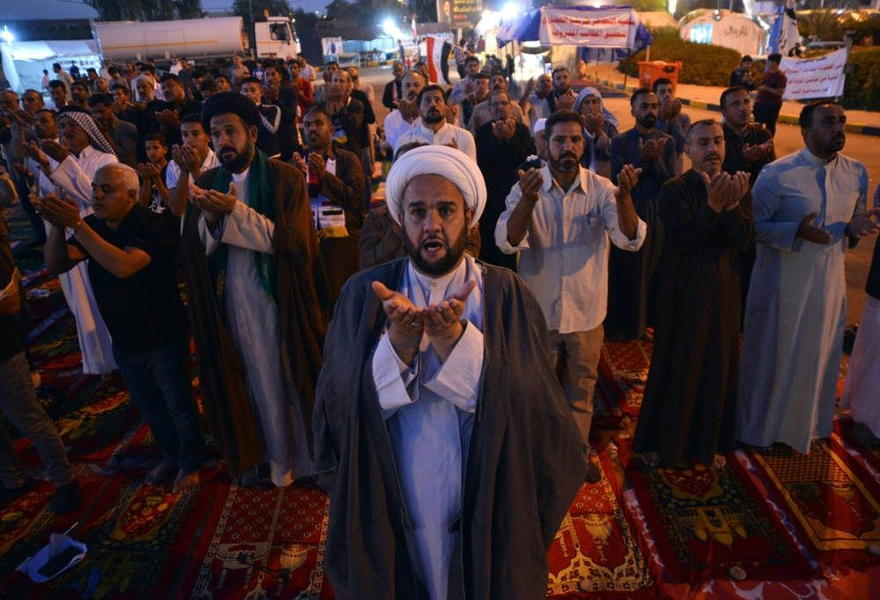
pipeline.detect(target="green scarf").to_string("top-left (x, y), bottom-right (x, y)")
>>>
top-left (209, 148), bottom-right (277, 300)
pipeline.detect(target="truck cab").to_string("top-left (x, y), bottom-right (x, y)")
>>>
top-left (254, 16), bottom-right (299, 58)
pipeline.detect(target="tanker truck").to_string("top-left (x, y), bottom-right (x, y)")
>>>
top-left (92, 15), bottom-right (299, 62)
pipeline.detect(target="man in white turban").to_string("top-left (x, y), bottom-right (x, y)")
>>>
top-left (314, 144), bottom-right (586, 600)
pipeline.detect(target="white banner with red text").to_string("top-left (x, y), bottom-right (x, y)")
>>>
top-left (539, 7), bottom-right (639, 48)
top-left (780, 47), bottom-right (847, 101)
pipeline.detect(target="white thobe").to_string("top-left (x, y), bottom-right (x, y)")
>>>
top-left (42, 148), bottom-right (118, 374)
top-left (371, 255), bottom-right (485, 600)
top-left (197, 168), bottom-right (311, 486)
top-left (394, 120), bottom-right (477, 163)
top-left (738, 149), bottom-right (869, 453)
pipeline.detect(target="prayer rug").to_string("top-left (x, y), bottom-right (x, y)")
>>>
top-left (546, 473), bottom-right (653, 597)
top-left (736, 440), bottom-right (880, 569)
top-left (624, 460), bottom-right (815, 583)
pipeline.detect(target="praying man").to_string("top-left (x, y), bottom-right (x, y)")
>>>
top-left (179, 92), bottom-right (326, 486)
top-left (314, 145), bottom-right (586, 599)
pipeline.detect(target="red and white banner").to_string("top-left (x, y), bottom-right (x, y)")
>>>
top-left (780, 47), bottom-right (847, 101)
top-left (539, 7), bottom-right (639, 48)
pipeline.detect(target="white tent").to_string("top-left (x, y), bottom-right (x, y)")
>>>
top-left (679, 10), bottom-right (767, 57)
top-left (0, 39), bottom-right (102, 93)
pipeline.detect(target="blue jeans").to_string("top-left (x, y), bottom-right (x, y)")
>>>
top-left (114, 340), bottom-right (205, 474)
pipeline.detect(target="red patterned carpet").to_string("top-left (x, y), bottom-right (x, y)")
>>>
top-left (2, 205), bottom-right (880, 599)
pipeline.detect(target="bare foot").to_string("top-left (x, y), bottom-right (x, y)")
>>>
top-left (713, 454), bottom-right (727, 469)
top-left (145, 461), bottom-right (177, 486)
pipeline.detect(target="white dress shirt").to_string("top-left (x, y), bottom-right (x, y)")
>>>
top-left (394, 119), bottom-right (477, 163)
top-left (495, 165), bottom-right (646, 333)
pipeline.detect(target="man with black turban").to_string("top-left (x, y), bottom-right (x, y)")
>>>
top-left (179, 92), bottom-right (328, 486)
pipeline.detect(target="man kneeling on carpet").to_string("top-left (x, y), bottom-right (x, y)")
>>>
top-left (314, 145), bottom-right (586, 599)
top-left (38, 163), bottom-right (207, 491)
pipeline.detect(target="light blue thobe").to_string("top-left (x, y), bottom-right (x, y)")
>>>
top-left (737, 148), bottom-right (868, 453)
top-left (371, 255), bottom-right (485, 599)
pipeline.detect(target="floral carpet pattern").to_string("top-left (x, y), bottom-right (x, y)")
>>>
top-left (2, 205), bottom-right (880, 599)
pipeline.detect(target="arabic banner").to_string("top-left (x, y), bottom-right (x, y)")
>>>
top-left (780, 47), bottom-right (847, 100)
top-left (539, 7), bottom-right (639, 48)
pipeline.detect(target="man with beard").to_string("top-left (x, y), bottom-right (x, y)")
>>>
top-left (395, 85), bottom-right (476, 162)
top-left (315, 144), bottom-right (586, 599)
top-left (496, 110), bottom-right (645, 483)
top-left (521, 73), bottom-right (554, 126)
top-left (720, 86), bottom-right (775, 185)
top-left (633, 120), bottom-right (753, 469)
top-left (382, 71), bottom-right (425, 150)
top-left (69, 82), bottom-right (91, 110)
top-left (88, 93), bottom-right (139, 167)
top-left (179, 92), bottom-right (325, 486)
top-left (155, 74), bottom-right (203, 147)
top-left (382, 61), bottom-right (405, 110)
top-left (466, 72), bottom-right (526, 133)
top-left (25, 106), bottom-right (117, 375)
top-left (738, 102), bottom-right (879, 453)
top-left (548, 67), bottom-right (577, 113)
top-left (475, 89), bottom-right (535, 270)
top-left (720, 85), bottom-right (775, 316)
top-left (653, 78), bottom-right (691, 175)
top-left (294, 106), bottom-right (365, 300)
top-left (606, 88), bottom-right (675, 341)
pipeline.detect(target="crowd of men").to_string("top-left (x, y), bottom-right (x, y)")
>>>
top-left (1, 51), bottom-right (879, 598)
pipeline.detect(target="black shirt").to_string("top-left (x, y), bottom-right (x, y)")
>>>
top-left (722, 122), bottom-right (775, 185)
top-left (70, 204), bottom-right (187, 354)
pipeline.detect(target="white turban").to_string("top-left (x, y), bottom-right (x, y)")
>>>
top-left (533, 118), bottom-right (547, 134)
top-left (385, 145), bottom-right (487, 225)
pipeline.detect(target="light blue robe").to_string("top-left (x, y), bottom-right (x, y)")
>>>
top-left (371, 255), bottom-right (485, 599)
top-left (737, 148), bottom-right (868, 453)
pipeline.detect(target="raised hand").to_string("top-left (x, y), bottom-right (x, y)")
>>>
top-left (797, 212), bottom-right (832, 244)
top-left (40, 140), bottom-right (70, 164)
top-left (26, 140), bottom-right (51, 171)
top-left (517, 167), bottom-right (544, 204)
top-left (847, 208), bottom-right (880, 239)
top-left (556, 91), bottom-right (576, 111)
top-left (372, 280), bottom-right (423, 365)
top-left (491, 118), bottom-right (516, 140)
top-left (424, 280), bottom-right (476, 362)
top-left (615, 164), bottom-right (642, 198)
top-left (192, 182), bottom-right (237, 222)
top-left (155, 109), bottom-right (180, 129)
top-left (292, 152), bottom-right (308, 176)
top-left (307, 152), bottom-right (326, 179)
top-left (34, 193), bottom-right (80, 229)
top-left (638, 137), bottom-right (667, 163)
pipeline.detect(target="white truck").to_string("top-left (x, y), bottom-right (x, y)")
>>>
top-left (92, 15), bottom-right (299, 62)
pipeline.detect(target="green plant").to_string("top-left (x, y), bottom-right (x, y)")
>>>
top-left (841, 46), bottom-right (880, 110)
top-left (618, 29), bottom-right (742, 87)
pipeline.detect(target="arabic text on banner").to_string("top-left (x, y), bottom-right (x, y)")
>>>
top-left (780, 47), bottom-right (847, 101)
top-left (539, 7), bottom-right (638, 48)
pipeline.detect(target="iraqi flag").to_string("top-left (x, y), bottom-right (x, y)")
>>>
top-left (426, 36), bottom-right (452, 85)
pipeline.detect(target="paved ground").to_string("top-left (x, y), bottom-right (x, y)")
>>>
top-left (357, 65), bottom-right (879, 325)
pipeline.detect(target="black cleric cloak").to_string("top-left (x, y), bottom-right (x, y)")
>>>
top-left (178, 158), bottom-right (328, 478)
top-left (313, 258), bottom-right (587, 599)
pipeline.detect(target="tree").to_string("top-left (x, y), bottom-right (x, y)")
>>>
top-left (85, 0), bottom-right (202, 21)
